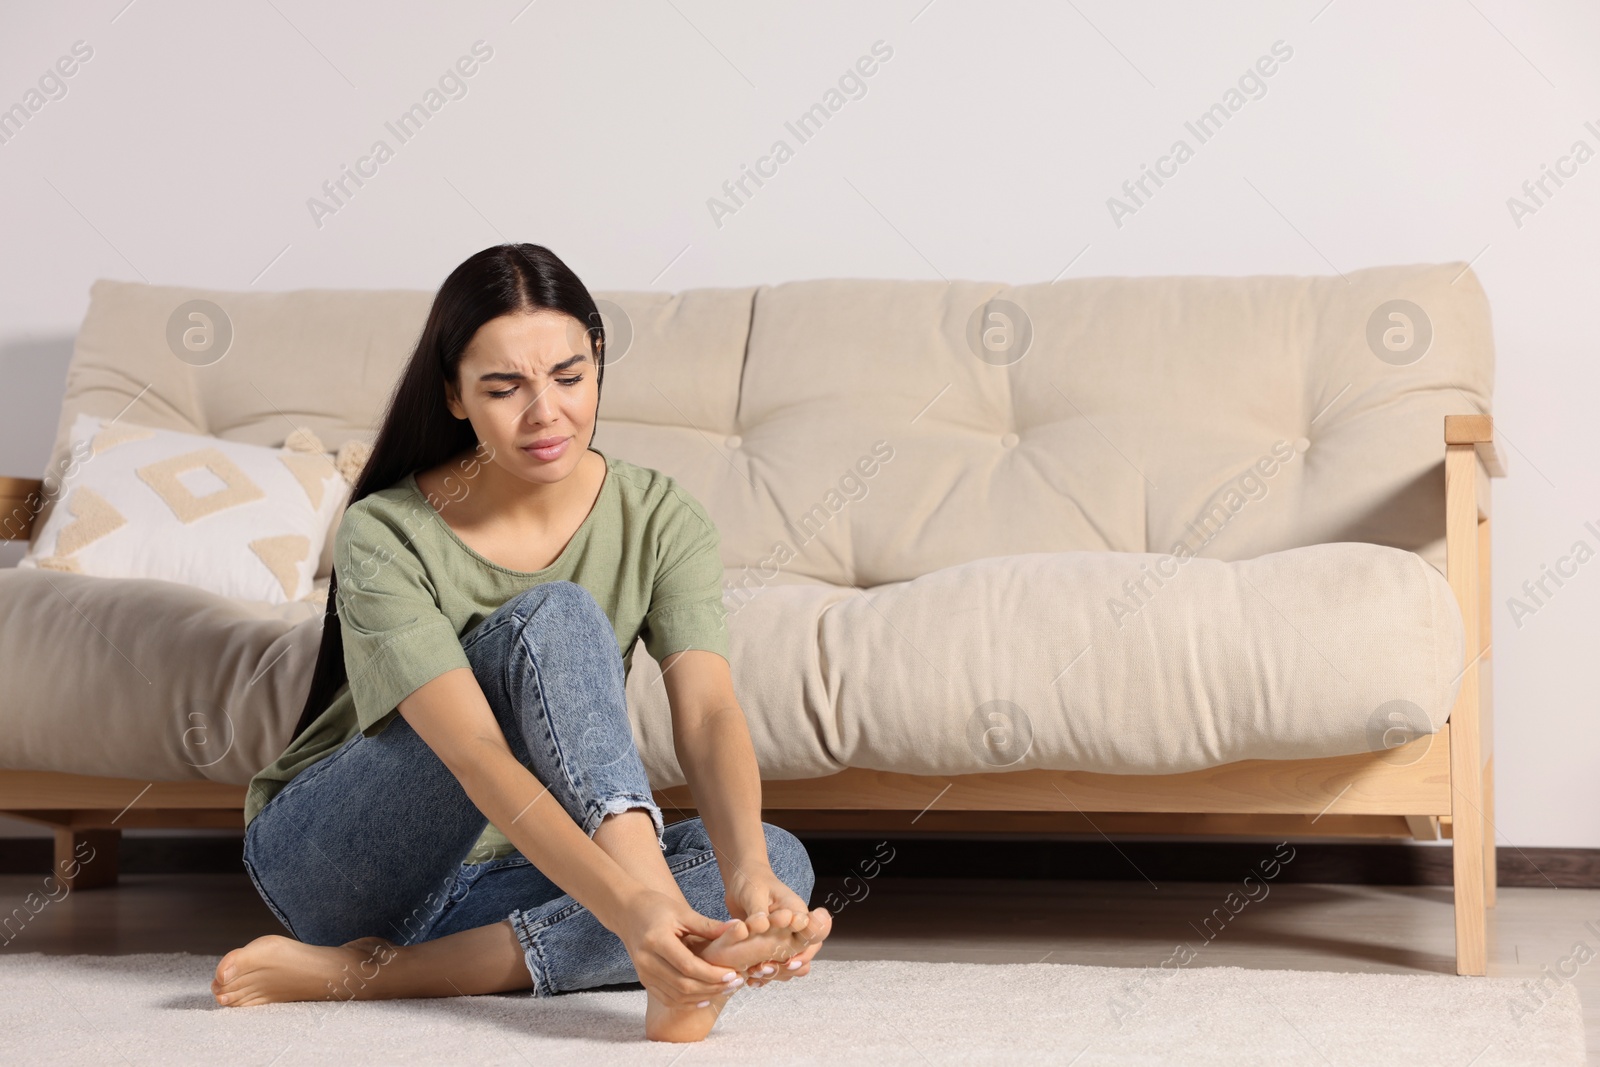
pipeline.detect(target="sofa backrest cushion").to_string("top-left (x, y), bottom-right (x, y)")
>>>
top-left (36, 262), bottom-right (1491, 589)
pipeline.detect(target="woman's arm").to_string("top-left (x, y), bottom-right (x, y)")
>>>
top-left (659, 650), bottom-right (781, 891)
top-left (662, 649), bottom-right (829, 985)
top-left (395, 666), bottom-right (737, 1002)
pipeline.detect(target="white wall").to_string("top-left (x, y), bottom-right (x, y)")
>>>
top-left (2, 1), bottom-right (1596, 849)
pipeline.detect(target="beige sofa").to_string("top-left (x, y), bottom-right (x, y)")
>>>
top-left (0, 262), bottom-right (1502, 974)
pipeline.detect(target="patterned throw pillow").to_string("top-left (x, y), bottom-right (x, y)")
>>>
top-left (18, 414), bottom-right (348, 604)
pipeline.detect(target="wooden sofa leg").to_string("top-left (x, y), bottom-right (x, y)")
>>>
top-left (1450, 733), bottom-right (1487, 976)
top-left (53, 828), bottom-right (119, 891)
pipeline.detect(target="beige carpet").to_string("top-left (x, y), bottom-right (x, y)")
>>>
top-left (0, 952), bottom-right (1582, 1065)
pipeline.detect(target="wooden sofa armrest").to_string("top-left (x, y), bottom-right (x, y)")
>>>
top-left (0, 476), bottom-right (45, 542)
top-left (1445, 414), bottom-right (1505, 477)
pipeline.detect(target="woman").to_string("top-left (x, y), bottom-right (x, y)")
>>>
top-left (212, 243), bottom-right (831, 1043)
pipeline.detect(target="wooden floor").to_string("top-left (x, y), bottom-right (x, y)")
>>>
top-left (1, 871), bottom-right (1594, 1061)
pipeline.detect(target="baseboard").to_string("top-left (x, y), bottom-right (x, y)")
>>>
top-left (0, 835), bottom-right (249, 876)
top-left (802, 837), bottom-right (1600, 889)
top-left (1, 834), bottom-right (1596, 888)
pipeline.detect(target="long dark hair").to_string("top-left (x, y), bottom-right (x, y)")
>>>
top-left (286, 243), bottom-right (608, 745)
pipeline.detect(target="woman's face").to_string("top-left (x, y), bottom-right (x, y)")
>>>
top-left (446, 309), bottom-right (599, 485)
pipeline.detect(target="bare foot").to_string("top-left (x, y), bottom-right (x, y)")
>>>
top-left (643, 917), bottom-right (757, 1044)
top-left (643, 908), bottom-right (832, 1042)
top-left (212, 934), bottom-right (397, 1007)
top-left (698, 905), bottom-right (825, 976)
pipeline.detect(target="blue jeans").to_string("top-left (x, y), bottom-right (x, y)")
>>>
top-left (242, 580), bottom-right (815, 996)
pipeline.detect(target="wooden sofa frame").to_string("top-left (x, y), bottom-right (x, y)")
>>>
top-left (0, 415), bottom-right (1503, 975)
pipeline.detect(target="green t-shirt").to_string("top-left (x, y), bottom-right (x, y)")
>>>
top-left (244, 447), bottom-right (730, 864)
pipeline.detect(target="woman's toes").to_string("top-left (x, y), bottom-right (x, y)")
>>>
top-left (211, 944), bottom-right (257, 1005)
top-left (213, 949), bottom-right (242, 986)
top-left (702, 917), bottom-right (750, 958)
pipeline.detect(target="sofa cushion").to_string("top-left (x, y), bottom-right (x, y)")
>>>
top-left (0, 568), bottom-right (323, 785)
top-left (31, 280), bottom-right (756, 584)
top-left (36, 265), bottom-right (1490, 601)
top-left (0, 541), bottom-right (1458, 788)
top-left (694, 263), bottom-right (1492, 587)
top-left (627, 541), bottom-right (1465, 786)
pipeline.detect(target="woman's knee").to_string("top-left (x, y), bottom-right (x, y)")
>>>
top-left (496, 581), bottom-right (622, 685)
top-left (468, 579), bottom-right (628, 724)
top-left (507, 580), bottom-right (608, 630)
top-left (762, 822), bottom-right (815, 904)
top-left (467, 581), bottom-right (609, 659)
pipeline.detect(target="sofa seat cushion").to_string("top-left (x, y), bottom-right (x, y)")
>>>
top-left (0, 569), bottom-right (323, 785)
top-left (0, 542), bottom-right (1461, 792)
top-left (626, 542), bottom-right (1465, 786)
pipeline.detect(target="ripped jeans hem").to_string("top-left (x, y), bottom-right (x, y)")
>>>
top-left (585, 792), bottom-right (666, 852)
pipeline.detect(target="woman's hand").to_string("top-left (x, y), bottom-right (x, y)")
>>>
top-left (725, 862), bottom-right (811, 926)
top-left (723, 864), bottom-right (829, 987)
top-left (611, 886), bottom-right (745, 1009)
